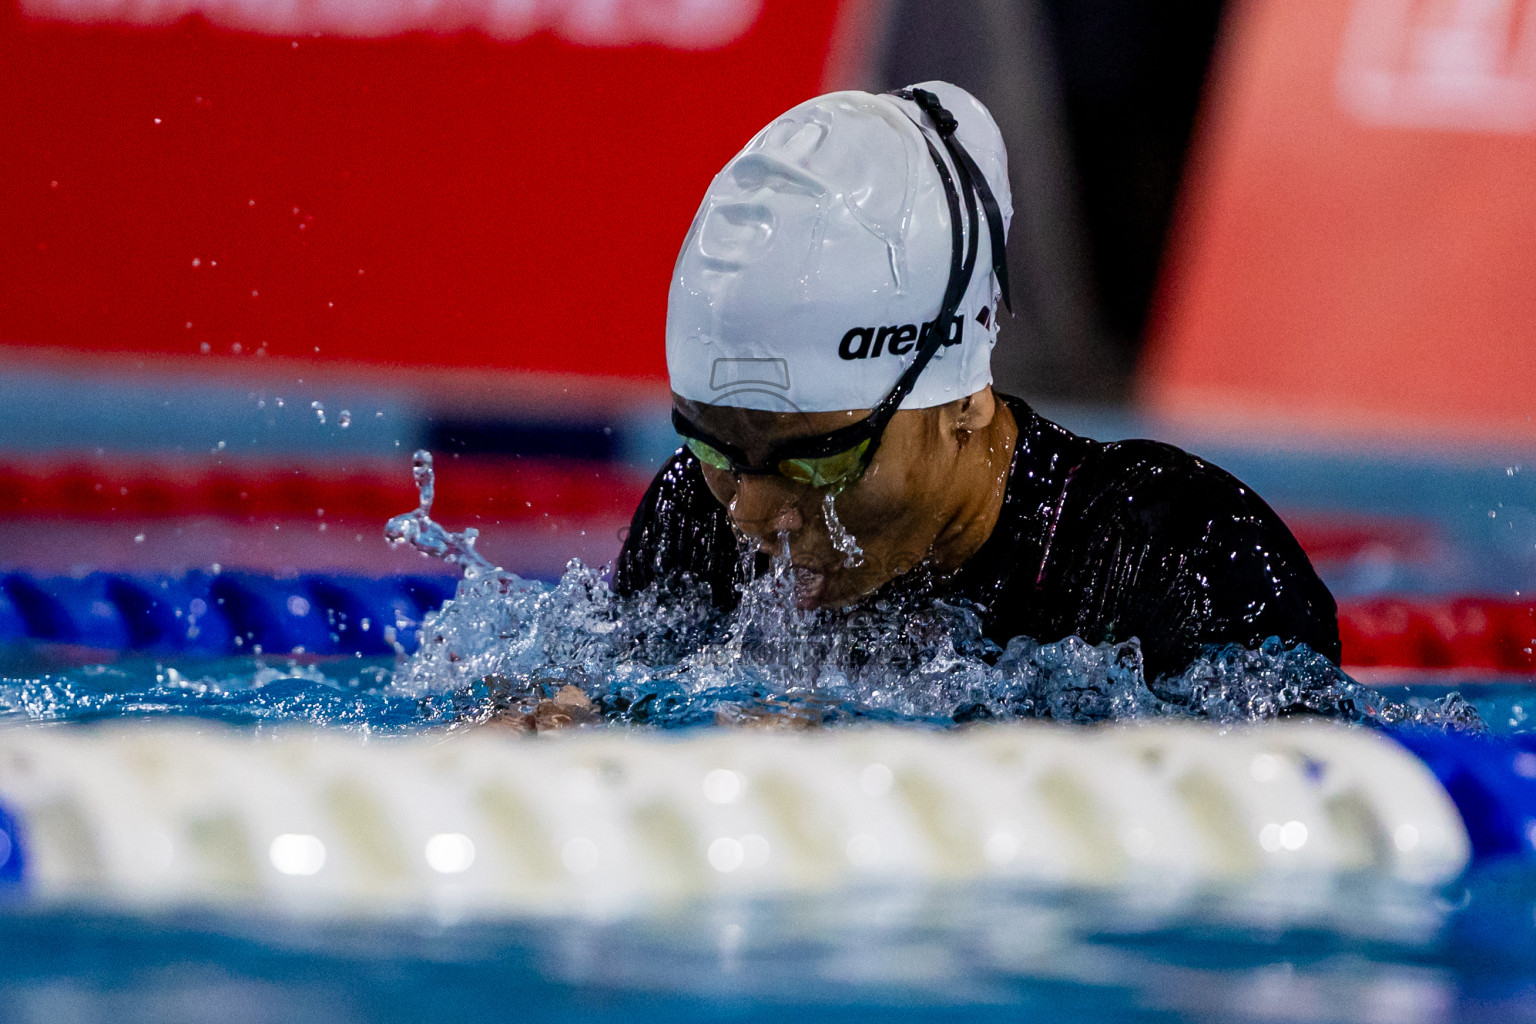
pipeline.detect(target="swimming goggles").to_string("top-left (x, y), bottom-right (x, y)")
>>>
top-left (672, 88), bottom-right (1011, 494)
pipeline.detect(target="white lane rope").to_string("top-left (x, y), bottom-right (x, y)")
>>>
top-left (0, 720), bottom-right (1468, 918)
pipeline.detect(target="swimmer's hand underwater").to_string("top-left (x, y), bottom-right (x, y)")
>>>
top-left (482, 684), bottom-right (597, 733)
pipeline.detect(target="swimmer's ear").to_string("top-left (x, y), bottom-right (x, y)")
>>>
top-left (948, 387), bottom-right (997, 435)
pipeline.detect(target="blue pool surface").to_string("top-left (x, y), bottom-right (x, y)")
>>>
top-left (0, 649), bottom-right (1533, 1023)
top-left (4, 864), bottom-right (1536, 1023)
top-left (0, 390), bottom-right (1531, 1024)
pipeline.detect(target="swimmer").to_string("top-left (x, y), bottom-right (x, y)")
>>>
top-left (614, 82), bottom-right (1340, 684)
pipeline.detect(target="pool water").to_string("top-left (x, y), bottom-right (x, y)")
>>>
top-left (0, 656), bottom-right (1520, 736)
top-left (0, 560), bottom-right (1491, 735)
top-left (0, 597), bottom-right (1526, 1024)
top-left (0, 438), bottom-right (1529, 1023)
top-left (3, 857), bottom-right (1536, 1023)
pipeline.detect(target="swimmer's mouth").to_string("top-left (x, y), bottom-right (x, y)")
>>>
top-left (791, 565), bottom-right (829, 610)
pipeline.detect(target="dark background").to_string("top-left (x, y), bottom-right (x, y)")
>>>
top-left (880, 0), bottom-right (1227, 400)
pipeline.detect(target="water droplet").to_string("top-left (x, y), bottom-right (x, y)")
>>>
top-left (338, 410), bottom-right (351, 428)
top-left (311, 401), bottom-right (325, 425)
top-left (823, 492), bottom-right (865, 568)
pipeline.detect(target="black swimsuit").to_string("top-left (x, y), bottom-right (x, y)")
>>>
top-left (613, 395), bottom-right (1340, 681)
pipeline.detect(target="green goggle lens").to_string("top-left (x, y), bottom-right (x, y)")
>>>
top-left (684, 437), bottom-right (871, 491)
top-left (777, 439), bottom-right (871, 490)
top-left (683, 437), bottom-right (735, 472)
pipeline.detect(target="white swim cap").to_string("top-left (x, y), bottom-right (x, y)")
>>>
top-left (667, 81), bottom-right (1013, 413)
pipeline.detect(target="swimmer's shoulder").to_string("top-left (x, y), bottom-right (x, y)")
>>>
top-left (1033, 421), bottom-right (1289, 542)
top-left (995, 396), bottom-right (1255, 514)
top-left (1091, 437), bottom-right (1242, 494)
top-left (1065, 436), bottom-right (1323, 600)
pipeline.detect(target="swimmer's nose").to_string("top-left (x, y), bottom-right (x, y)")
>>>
top-left (727, 476), bottom-right (803, 541)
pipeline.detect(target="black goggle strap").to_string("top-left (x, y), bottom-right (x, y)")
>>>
top-left (671, 408), bottom-right (768, 473)
top-left (873, 119), bottom-right (979, 420)
top-left (895, 88), bottom-right (1011, 313)
top-left (948, 142), bottom-right (1010, 313)
top-left (806, 91), bottom-right (979, 471)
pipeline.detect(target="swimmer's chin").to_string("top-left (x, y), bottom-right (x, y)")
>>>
top-left (791, 567), bottom-right (829, 610)
top-left (791, 568), bottom-right (870, 611)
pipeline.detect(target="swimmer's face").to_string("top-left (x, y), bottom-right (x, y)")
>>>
top-left (674, 392), bottom-right (994, 610)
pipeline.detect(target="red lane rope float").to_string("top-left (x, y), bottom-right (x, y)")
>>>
top-left (1340, 597), bottom-right (1536, 674)
top-left (1284, 514), bottom-right (1444, 566)
top-left (0, 457), bottom-right (650, 523)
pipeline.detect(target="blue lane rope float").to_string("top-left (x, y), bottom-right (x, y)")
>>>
top-left (0, 572), bottom-right (458, 656)
top-left (0, 799), bottom-right (23, 888)
top-left (1392, 730), bottom-right (1536, 862)
top-left (7, 569), bottom-right (1529, 669)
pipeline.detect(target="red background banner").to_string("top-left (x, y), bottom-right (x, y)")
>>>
top-left (0, 0), bottom-right (852, 381)
top-left (1143, 0), bottom-right (1536, 443)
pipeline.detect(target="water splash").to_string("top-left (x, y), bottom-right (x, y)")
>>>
top-left (387, 452), bottom-right (1483, 733)
top-left (383, 450), bottom-right (496, 574)
top-left (823, 492), bottom-right (865, 568)
top-left (396, 554), bottom-right (1482, 732)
